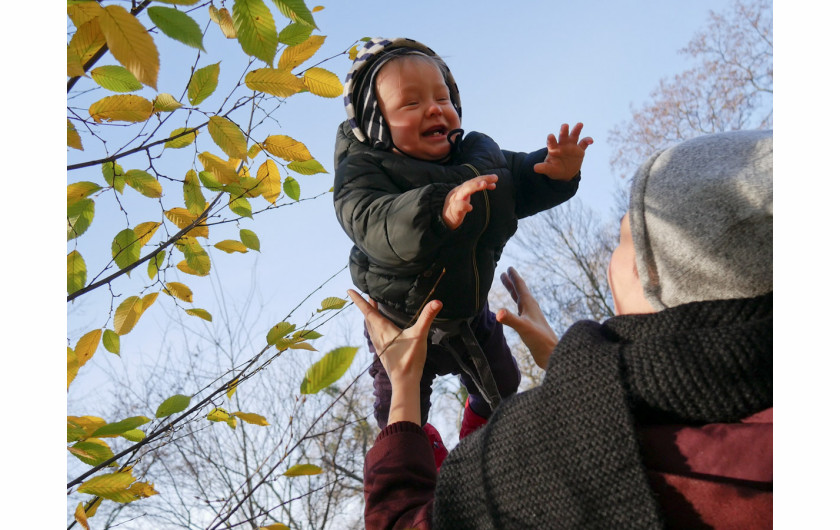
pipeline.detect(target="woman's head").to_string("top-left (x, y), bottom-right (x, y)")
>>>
top-left (612, 130), bottom-right (773, 313)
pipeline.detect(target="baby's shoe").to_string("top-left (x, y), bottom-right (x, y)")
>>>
top-left (421, 423), bottom-right (448, 472)
top-left (459, 398), bottom-right (489, 440)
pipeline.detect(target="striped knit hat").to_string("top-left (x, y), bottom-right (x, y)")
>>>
top-left (343, 37), bottom-right (462, 150)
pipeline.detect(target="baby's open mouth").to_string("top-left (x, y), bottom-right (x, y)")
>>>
top-left (422, 126), bottom-right (447, 137)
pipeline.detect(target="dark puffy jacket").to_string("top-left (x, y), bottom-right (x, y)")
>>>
top-left (333, 121), bottom-right (579, 319)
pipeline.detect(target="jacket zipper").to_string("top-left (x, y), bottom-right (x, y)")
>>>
top-left (462, 164), bottom-right (490, 313)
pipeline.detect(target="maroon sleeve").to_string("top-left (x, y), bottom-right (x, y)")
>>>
top-left (364, 421), bottom-right (437, 530)
top-left (638, 408), bottom-right (773, 529)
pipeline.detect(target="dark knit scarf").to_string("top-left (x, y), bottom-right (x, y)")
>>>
top-left (433, 292), bottom-right (772, 529)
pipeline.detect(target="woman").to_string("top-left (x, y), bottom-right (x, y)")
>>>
top-left (350, 129), bottom-right (773, 529)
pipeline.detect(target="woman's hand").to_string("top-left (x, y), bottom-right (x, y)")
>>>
top-left (348, 290), bottom-right (442, 425)
top-left (495, 267), bottom-right (558, 369)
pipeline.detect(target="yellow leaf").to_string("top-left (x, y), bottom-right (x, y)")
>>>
top-left (153, 93), bottom-right (183, 112)
top-left (164, 282), bottom-right (193, 303)
top-left (289, 342), bottom-right (317, 351)
top-left (303, 67), bottom-right (343, 98)
top-left (283, 463), bottom-right (323, 477)
top-left (259, 524), bottom-right (290, 530)
top-left (89, 95), bottom-right (153, 123)
top-left (68, 119), bottom-right (83, 150)
top-left (209, 5), bottom-right (237, 38)
top-left (134, 221), bottom-right (160, 247)
top-left (176, 237), bottom-right (211, 275)
top-left (68, 416), bottom-right (107, 440)
top-left (141, 292), bottom-right (158, 312)
top-left (74, 503), bottom-right (90, 530)
top-left (78, 470), bottom-right (158, 503)
top-left (165, 208), bottom-right (209, 238)
top-left (85, 498), bottom-right (102, 519)
top-left (214, 240), bottom-right (248, 253)
top-left (74, 329), bottom-right (102, 368)
top-left (68, 251), bottom-right (87, 296)
top-left (124, 169), bottom-right (163, 198)
top-left (185, 308), bottom-right (213, 321)
top-left (68, 348), bottom-right (79, 390)
top-left (348, 44), bottom-right (358, 61)
top-left (232, 412), bottom-right (269, 426)
top-left (226, 379), bottom-right (238, 399)
top-left (68, 181), bottom-right (101, 207)
top-left (208, 116), bottom-right (248, 160)
top-left (262, 135), bottom-right (312, 162)
top-left (312, 5), bottom-right (324, 12)
top-left (255, 160), bottom-right (282, 205)
top-left (248, 143), bottom-right (263, 158)
top-left (98, 5), bottom-right (159, 89)
top-left (198, 151), bottom-right (239, 184)
top-left (67, 18), bottom-right (105, 77)
top-left (176, 260), bottom-right (204, 276)
top-left (207, 407), bottom-right (230, 422)
top-left (244, 68), bottom-right (305, 97)
top-left (164, 127), bottom-right (198, 149)
top-left (114, 296), bottom-right (143, 335)
top-left (68, 2), bottom-right (104, 28)
top-left (277, 35), bottom-right (325, 71)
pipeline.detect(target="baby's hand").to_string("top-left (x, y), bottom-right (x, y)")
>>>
top-left (533, 123), bottom-right (593, 181)
top-left (443, 174), bottom-right (497, 230)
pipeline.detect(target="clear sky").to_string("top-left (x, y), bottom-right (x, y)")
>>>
top-left (30, 0), bottom-right (840, 526)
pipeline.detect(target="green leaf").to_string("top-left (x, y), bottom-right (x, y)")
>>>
top-left (293, 329), bottom-right (322, 340)
top-left (111, 228), bottom-right (142, 272)
top-left (233, 0), bottom-right (278, 65)
top-left (300, 346), bottom-right (358, 394)
top-left (184, 169), bottom-right (207, 215)
top-left (164, 127), bottom-right (198, 149)
top-left (266, 321), bottom-right (295, 345)
top-left (103, 329), bottom-right (120, 355)
top-left (317, 296), bottom-right (346, 312)
top-left (176, 237), bottom-right (211, 275)
top-left (147, 250), bottom-right (165, 279)
top-left (91, 416), bottom-right (151, 438)
top-left (283, 463), bottom-right (322, 476)
top-left (277, 21), bottom-right (313, 46)
top-left (153, 0), bottom-right (200, 5)
top-left (240, 229), bottom-right (260, 251)
top-left (283, 176), bottom-right (300, 201)
top-left (188, 62), bottom-right (220, 106)
top-left (198, 170), bottom-right (224, 191)
top-left (120, 429), bottom-right (146, 442)
top-left (67, 251), bottom-right (87, 295)
top-left (102, 161), bottom-right (125, 193)
top-left (244, 68), bottom-right (305, 97)
top-left (124, 169), bottom-right (162, 198)
top-left (208, 116), bottom-right (248, 160)
top-left (287, 159), bottom-right (326, 175)
top-left (185, 308), bottom-right (213, 321)
top-left (228, 196), bottom-right (252, 218)
top-left (155, 394), bottom-right (191, 418)
top-left (78, 471), bottom-right (158, 503)
top-left (269, 0), bottom-right (317, 28)
top-left (69, 439), bottom-right (115, 467)
top-left (147, 6), bottom-right (205, 50)
top-left (90, 65), bottom-right (143, 92)
top-left (68, 198), bottom-right (95, 241)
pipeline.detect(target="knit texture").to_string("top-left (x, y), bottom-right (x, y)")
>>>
top-left (433, 292), bottom-right (772, 529)
top-left (629, 129), bottom-right (773, 309)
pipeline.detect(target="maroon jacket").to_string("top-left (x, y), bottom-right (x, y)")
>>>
top-left (363, 409), bottom-right (772, 529)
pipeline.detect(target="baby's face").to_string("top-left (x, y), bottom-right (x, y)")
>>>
top-left (375, 56), bottom-right (461, 161)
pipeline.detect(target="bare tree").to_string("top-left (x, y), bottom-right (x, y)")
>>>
top-left (608, 0), bottom-right (773, 178)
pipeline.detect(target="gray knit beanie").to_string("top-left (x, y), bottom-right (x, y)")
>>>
top-left (629, 129), bottom-right (773, 310)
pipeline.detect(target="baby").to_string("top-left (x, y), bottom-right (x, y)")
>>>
top-left (333, 38), bottom-right (592, 447)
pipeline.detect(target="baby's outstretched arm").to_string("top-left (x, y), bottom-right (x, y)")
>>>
top-left (442, 174), bottom-right (498, 230)
top-left (533, 123), bottom-right (593, 181)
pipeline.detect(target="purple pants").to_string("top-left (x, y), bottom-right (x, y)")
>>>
top-left (367, 303), bottom-right (521, 430)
